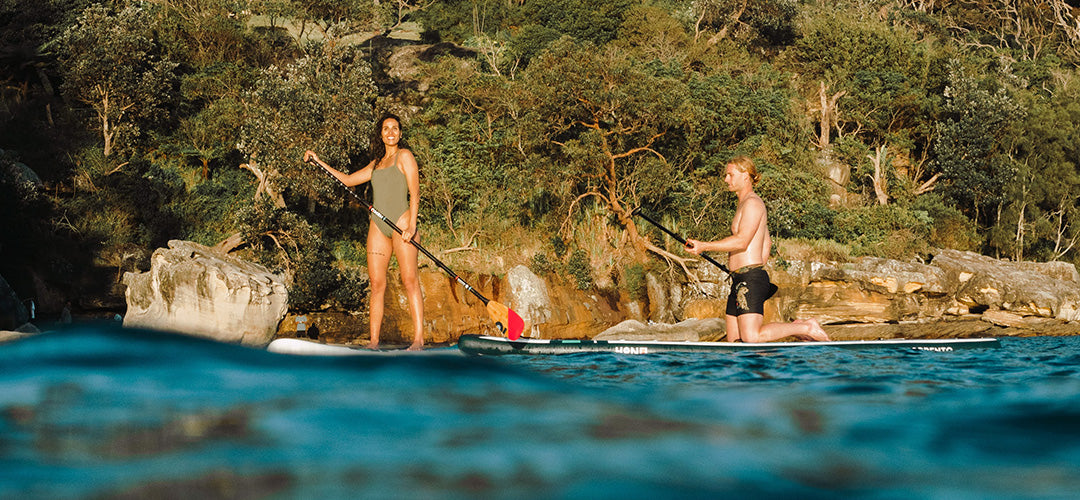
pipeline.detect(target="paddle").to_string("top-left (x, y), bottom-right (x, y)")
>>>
top-left (633, 208), bottom-right (778, 299)
top-left (307, 158), bottom-right (524, 340)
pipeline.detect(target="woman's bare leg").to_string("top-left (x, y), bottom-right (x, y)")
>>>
top-left (393, 227), bottom-right (424, 350)
top-left (366, 223), bottom-right (394, 349)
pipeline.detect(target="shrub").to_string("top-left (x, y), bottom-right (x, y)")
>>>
top-left (623, 262), bottom-right (648, 301)
top-left (567, 249), bottom-right (593, 290)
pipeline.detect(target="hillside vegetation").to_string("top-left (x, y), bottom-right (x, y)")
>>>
top-left (3, 0), bottom-right (1080, 315)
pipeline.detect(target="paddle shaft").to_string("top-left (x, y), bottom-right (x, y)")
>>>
top-left (634, 209), bottom-right (731, 274)
top-left (308, 159), bottom-right (492, 306)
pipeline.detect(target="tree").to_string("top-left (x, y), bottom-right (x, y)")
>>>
top-left (932, 62), bottom-right (1026, 229)
top-left (238, 42), bottom-right (379, 210)
top-left (515, 38), bottom-right (690, 264)
top-left (54, 5), bottom-right (178, 158)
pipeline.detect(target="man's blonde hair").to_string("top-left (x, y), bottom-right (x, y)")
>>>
top-left (728, 155), bottom-right (761, 185)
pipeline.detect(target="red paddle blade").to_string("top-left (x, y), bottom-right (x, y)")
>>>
top-left (506, 307), bottom-right (525, 341)
top-left (485, 300), bottom-right (525, 340)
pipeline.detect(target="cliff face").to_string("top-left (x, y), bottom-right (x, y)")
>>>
top-left (276, 250), bottom-right (1080, 344)
top-left (112, 239), bottom-right (1080, 346)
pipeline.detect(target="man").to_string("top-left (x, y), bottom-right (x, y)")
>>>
top-left (684, 156), bottom-right (830, 343)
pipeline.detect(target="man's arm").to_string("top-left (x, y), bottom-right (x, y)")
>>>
top-left (686, 198), bottom-right (765, 255)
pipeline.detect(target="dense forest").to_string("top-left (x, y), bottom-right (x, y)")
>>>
top-left (4, 0), bottom-right (1080, 319)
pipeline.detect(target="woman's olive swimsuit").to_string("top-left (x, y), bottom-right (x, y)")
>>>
top-left (370, 154), bottom-right (409, 238)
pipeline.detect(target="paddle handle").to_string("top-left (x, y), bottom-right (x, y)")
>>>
top-left (308, 159), bottom-right (491, 305)
top-left (634, 208), bottom-right (731, 274)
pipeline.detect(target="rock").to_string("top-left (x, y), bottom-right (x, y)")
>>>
top-left (930, 249), bottom-right (1080, 320)
top-left (646, 272), bottom-right (674, 323)
top-left (0, 273), bottom-right (28, 331)
top-left (594, 318), bottom-right (725, 342)
top-left (0, 329), bottom-right (35, 344)
top-left (506, 265), bottom-right (552, 337)
top-left (820, 320), bottom-right (997, 340)
top-left (122, 240), bottom-right (288, 347)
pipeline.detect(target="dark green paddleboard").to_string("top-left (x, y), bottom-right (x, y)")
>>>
top-left (457, 334), bottom-right (1001, 356)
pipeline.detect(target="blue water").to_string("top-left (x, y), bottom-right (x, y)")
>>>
top-left (1, 325), bottom-right (1079, 499)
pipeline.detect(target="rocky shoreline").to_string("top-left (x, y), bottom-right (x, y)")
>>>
top-left (4, 242), bottom-right (1080, 345)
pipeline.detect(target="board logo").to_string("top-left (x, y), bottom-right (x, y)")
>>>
top-left (911, 346), bottom-right (954, 352)
top-left (614, 346), bottom-right (649, 355)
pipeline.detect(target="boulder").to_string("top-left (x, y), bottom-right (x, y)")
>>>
top-left (930, 249), bottom-right (1080, 320)
top-left (594, 318), bottom-right (725, 342)
top-left (0, 273), bottom-right (28, 331)
top-left (780, 257), bottom-right (951, 324)
top-left (506, 265), bottom-right (552, 337)
top-left (123, 240), bottom-right (288, 347)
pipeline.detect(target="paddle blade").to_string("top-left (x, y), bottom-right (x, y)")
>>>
top-left (485, 300), bottom-right (525, 340)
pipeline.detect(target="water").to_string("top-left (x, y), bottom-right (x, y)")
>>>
top-left (1, 325), bottom-right (1079, 499)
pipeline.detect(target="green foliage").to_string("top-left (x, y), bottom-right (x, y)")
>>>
top-left (54, 4), bottom-right (180, 157)
top-left (520, 0), bottom-right (636, 48)
top-left (515, 37), bottom-right (690, 231)
top-left (832, 204), bottom-right (933, 259)
top-left (233, 200), bottom-right (364, 310)
top-left (623, 262), bottom-right (648, 301)
top-left (770, 199), bottom-right (836, 241)
top-left (566, 248), bottom-right (594, 290)
top-left (932, 62), bottom-right (1026, 225)
top-left (911, 193), bottom-right (980, 251)
top-left (528, 253), bottom-right (555, 276)
top-left (239, 42), bottom-right (378, 207)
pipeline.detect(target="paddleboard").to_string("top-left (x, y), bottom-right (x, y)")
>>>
top-left (457, 334), bottom-right (1001, 356)
top-left (267, 337), bottom-right (461, 356)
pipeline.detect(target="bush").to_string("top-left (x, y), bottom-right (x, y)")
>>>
top-left (832, 204), bottom-right (933, 258)
top-left (529, 253), bottom-right (555, 276)
top-left (911, 193), bottom-right (980, 251)
top-left (566, 249), bottom-right (593, 290)
top-left (770, 199), bottom-right (836, 240)
top-left (623, 262), bottom-right (648, 301)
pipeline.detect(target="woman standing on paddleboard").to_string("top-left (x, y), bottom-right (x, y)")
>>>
top-left (304, 113), bottom-right (425, 350)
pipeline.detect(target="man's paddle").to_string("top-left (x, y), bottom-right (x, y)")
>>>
top-left (634, 208), bottom-right (778, 299)
top-left (308, 159), bottom-right (524, 340)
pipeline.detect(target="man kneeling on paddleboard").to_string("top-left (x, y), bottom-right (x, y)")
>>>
top-left (684, 156), bottom-right (830, 343)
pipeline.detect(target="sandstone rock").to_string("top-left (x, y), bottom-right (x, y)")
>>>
top-left (931, 249), bottom-right (1080, 320)
top-left (593, 318), bottom-right (725, 342)
top-left (646, 272), bottom-right (675, 323)
top-left (820, 320), bottom-right (997, 340)
top-left (0, 329), bottom-right (36, 344)
top-left (123, 240), bottom-right (288, 347)
top-left (506, 265), bottom-right (552, 336)
top-left (773, 257), bottom-right (948, 324)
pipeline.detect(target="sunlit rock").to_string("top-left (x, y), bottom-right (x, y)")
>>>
top-left (122, 240), bottom-right (288, 347)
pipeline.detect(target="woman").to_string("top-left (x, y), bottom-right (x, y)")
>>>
top-left (304, 113), bottom-right (425, 350)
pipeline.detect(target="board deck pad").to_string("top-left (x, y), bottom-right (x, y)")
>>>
top-left (456, 334), bottom-right (1001, 356)
top-left (267, 338), bottom-right (461, 356)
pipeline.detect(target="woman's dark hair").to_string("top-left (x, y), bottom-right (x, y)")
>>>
top-left (369, 113), bottom-right (410, 161)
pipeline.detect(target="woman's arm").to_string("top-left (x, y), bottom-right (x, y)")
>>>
top-left (398, 149), bottom-right (421, 242)
top-left (304, 150), bottom-right (373, 187)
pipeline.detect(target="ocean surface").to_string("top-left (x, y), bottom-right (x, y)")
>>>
top-left (1, 325), bottom-right (1079, 499)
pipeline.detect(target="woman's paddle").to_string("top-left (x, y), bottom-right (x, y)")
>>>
top-left (634, 208), bottom-right (778, 299)
top-left (307, 159), bottom-right (524, 340)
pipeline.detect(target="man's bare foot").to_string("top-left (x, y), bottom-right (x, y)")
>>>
top-left (364, 341), bottom-right (379, 350)
top-left (407, 342), bottom-right (423, 351)
top-left (804, 318), bottom-right (830, 341)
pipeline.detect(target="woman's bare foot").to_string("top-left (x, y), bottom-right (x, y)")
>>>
top-left (407, 342), bottom-right (423, 351)
top-left (364, 341), bottom-right (379, 350)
